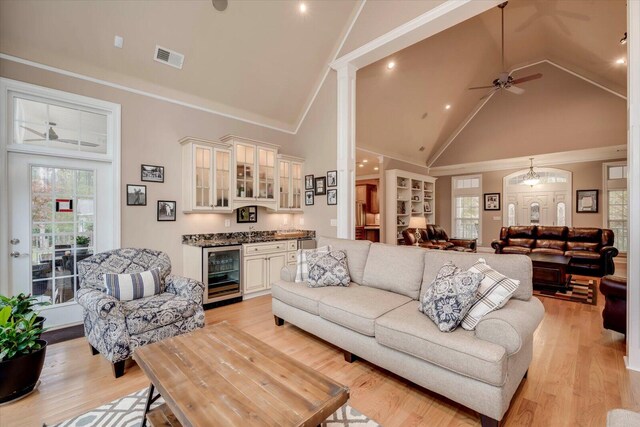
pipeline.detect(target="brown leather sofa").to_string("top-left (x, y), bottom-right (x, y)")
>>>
top-left (600, 275), bottom-right (626, 335)
top-left (491, 226), bottom-right (618, 276)
top-left (402, 224), bottom-right (477, 252)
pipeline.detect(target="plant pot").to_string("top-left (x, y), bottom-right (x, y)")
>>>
top-left (34, 316), bottom-right (46, 337)
top-left (0, 339), bottom-right (47, 404)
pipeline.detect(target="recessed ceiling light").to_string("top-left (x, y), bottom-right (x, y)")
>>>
top-left (299, 2), bottom-right (307, 13)
top-left (445, 104), bottom-right (452, 110)
top-left (616, 58), bottom-right (626, 65)
top-left (387, 61), bottom-right (396, 70)
top-left (374, 167), bottom-right (379, 171)
top-left (362, 159), bottom-right (368, 163)
top-left (358, 164), bottom-right (364, 168)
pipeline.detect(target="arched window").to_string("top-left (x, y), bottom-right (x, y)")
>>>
top-left (530, 202), bottom-right (540, 224)
top-left (556, 202), bottom-right (566, 226)
top-left (508, 203), bottom-right (516, 226)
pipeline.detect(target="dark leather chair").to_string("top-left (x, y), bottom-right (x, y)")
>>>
top-left (402, 225), bottom-right (476, 252)
top-left (600, 275), bottom-right (626, 335)
top-left (492, 226), bottom-right (618, 277)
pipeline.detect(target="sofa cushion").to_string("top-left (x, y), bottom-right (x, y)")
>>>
top-left (295, 245), bottom-right (330, 283)
top-left (567, 227), bottom-right (602, 242)
top-left (566, 241), bottom-right (600, 252)
top-left (506, 238), bottom-right (534, 248)
top-left (271, 280), bottom-right (357, 315)
top-left (506, 226), bottom-right (536, 238)
top-left (531, 248), bottom-right (564, 255)
top-left (122, 293), bottom-right (199, 335)
top-left (565, 250), bottom-right (602, 260)
top-left (318, 286), bottom-right (411, 336)
top-left (535, 239), bottom-right (566, 251)
top-left (535, 226), bottom-right (568, 240)
top-left (306, 250), bottom-right (351, 287)
top-left (104, 268), bottom-right (162, 301)
top-left (502, 246), bottom-right (532, 255)
top-left (318, 237), bottom-right (371, 284)
top-left (362, 243), bottom-right (425, 299)
top-left (421, 251), bottom-right (532, 302)
top-left (375, 301), bottom-right (508, 386)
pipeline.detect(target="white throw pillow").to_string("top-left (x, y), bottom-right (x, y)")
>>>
top-left (461, 258), bottom-right (520, 330)
top-left (104, 268), bottom-right (162, 301)
top-left (295, 245), bottom-right (330, 283)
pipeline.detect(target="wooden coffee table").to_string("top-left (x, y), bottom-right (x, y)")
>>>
top-left (528, 253), bottom-right (572, 292)
top-left (133, 321), bottom-right (349, 427)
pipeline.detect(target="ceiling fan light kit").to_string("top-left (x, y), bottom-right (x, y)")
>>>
top-left (468, 1), bottom-right (543, 100)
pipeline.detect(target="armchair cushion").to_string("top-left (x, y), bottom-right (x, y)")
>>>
top-left (104, 268), bottom-right (162, 301)
top-left (122, 293), bottom-right (200, 335)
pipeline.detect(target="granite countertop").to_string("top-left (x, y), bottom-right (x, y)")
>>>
top-left (183, 230), bottom-right (315, 248)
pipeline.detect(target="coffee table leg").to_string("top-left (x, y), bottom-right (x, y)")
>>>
top-left (142, 383), bottom-right (156, 427)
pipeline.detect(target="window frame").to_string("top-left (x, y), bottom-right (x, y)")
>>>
top-left (602, 161), bottom-right (628, 255)
top-left (451, 174), bottom-right (482, 244)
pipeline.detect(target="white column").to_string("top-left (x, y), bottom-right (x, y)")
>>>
top-left (626, 0), bottom-right (640, 371)
top-left (336, 64), bottom-right (357, 239)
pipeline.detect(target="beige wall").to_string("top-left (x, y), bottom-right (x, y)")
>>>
top-left (435, 159), bottom-right (625, 248)
top-left (293, 71), bottom-right (338, 239)
top-left (1, 59), bottom-right (304, 275)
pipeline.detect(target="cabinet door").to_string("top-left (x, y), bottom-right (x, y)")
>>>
top-left (356, 185), bottom-right (367, 204)
top-left (267, 253), bottom-right (286, 289)
top-left (291, 162), bottom-right (302, 210)
top-left (214, 148), bottom-right (231, 209)
top-left (243, 256), bottom-right (266, 293)
top-left (279, 160), bottom-right (290, 209)
top-left (257, 147), bottom-right (276, 200)
top-left (194, 145), bottom-right (213, 209)
top-left (235, 143), bottom-right (255, 198)
top-left (369, 185), bottom-right (379, 214)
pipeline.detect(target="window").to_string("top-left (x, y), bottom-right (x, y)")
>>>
top-left (556, 202), bottom-right (566, 226)
top-left (452, 175), bottom-right (481, 242)
top-left (507, 170), bottom-right (568, 186)
top-left (507, 203), bottom-right (516, 226)
top-left (603, 162), bottom-right (628, 254)
top-left (530, 202), bottom-right (540, 224)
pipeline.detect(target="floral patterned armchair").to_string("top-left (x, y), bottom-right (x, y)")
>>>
top-left (77, 248), bottom-right (205, 377)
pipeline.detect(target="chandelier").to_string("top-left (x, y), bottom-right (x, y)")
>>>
top-left (523, 158), bottom-right (540, 186)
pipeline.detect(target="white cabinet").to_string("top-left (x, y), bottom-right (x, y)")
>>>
top-left (180, 137), bottom-right (232, 213)
top-left (278, 155), bottom-right (304, 212)
top-left (221, 135), bottom-right (278, 210)
top-left (242, 240), bottom-right (297, 298)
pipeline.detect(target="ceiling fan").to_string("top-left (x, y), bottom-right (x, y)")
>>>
top-left (468, 1), bottom-right (543, 100)
top-left (20, 123), bottom-right (99, 147)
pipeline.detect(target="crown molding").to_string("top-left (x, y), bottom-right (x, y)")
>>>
top-left (428, 145), bottom-right (627, 177)
top-left (0, 53), bottom-right (297, 135)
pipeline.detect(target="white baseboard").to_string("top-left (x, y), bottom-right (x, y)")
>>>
top-left (243, 289), bottom-right (272, 300)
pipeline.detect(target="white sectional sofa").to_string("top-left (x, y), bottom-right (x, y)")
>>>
top-left (271, 237), bottom-right (544, 427)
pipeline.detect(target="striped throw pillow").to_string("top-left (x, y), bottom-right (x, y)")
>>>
top-left (295, 245), bottom-right (331, 283)
top-left (461, 258), bottom-right (520, 330)
top-left (104, 268), bottom-right (162, 301)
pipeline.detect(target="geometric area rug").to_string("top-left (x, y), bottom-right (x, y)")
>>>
top-left (533, 277), bottom-right (598, 306)
top-left (52, 388), bottom-right (382, 427)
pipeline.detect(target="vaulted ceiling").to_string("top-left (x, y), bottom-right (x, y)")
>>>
top-left (356, 0), bottom-right (627, 166)
top-left (0, 0), bottom-right (360, 131)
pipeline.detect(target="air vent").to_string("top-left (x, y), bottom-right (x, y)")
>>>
top-left (154, 45), bottom-right (184, 69)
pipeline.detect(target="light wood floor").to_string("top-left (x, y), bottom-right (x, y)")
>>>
top-left (1, 276), bottom-right (638, 427)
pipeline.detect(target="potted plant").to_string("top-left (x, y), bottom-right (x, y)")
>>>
top-left (76, 235), bottom-right (90, 255)
top-left (0, 293), bottom-right (48, 334)
top-left (0, 307), bottom-right (47, 403)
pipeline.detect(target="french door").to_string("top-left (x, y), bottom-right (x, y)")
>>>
top-left (8, 153), bottom-right (116, 328)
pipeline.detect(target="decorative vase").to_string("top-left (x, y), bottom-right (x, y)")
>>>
top-left (0, 339), bottom-right (47, 404)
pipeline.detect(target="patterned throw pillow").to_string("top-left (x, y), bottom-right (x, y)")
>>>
top-left (104, 268), bottom-right (162, 301)
top-left (420, 262), bottom-right (484, 332)
top-left (295, 245), bottom-right (331, 283)
top-left (461, 258), bottom-right (520, 330)
top-left (306, 250), bottom-right (351, 287)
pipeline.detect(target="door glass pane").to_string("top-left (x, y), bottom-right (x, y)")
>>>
top-left (608, 190), bottom-right (628, 252)
top-left (556, 202), bottom-right (566, 226)
top-left (30, 166), bottom-right (96, 305)
top-left (216, 150), bottom-right (230, 207)
top-left (530, 202), bottom-right (540, 224)
top-left (280, 161), bottom-right (290, 208)
top-left (508, 203), bottom-right (516, 226)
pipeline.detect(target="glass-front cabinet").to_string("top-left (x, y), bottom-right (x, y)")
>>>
top-left (180, 137), bottom-right (232, 212)
top-left (278, 155), bottom-right (304, 212)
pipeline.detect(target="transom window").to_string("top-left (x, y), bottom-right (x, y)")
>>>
top-left (507, 171), bottom-right (568, 186)
top-left (452, 175), bottom-right (481, 242)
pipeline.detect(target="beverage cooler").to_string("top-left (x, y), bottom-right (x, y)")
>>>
top-left (202, 246), bottom-right (242, 303)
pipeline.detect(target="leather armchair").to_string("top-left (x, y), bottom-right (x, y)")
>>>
top-left (77, 248), bottom-right (205, 377)
top-left (600, 275), bottom-right (626, 335)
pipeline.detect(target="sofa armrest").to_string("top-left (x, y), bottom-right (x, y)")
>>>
top-left (165, 274), bottom-right (205, 305)
top-left (474, 297), bottom-right (544, 355)
top-left (280, 265), bottom-right (297, 282)
top-left (449, 238), bottom-right (477, 251)
top-left (77, 287), bottom-right (123, 319)
top-left (600, 246), bottom-right (619, 275)
top-left (491, 239), bottom-right (506, 253)
top-left (601, 275), bottom-right (627, 299)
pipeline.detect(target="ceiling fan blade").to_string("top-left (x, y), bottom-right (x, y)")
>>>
top-left (506, 85), bottom-right (525, 95)
top-left (511, 73), bottom-right (542, 85)
top-left (552, 15), bottom-right (571, 36)
top-left (480, 87), bottom-right (500, 100)
top-left (468, 85), bottom-right (496, 90)
top-left (515, 13), bottom-right (539, 32)
top-left (20, 125), bottom-right (46, 139)
top-left (557, 10), bottom-right (589, 21)
top-left (57, 138), bottom-right (100, 148)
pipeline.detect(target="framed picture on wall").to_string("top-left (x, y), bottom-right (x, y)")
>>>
top-left (126, 184), bottom-right (147, 206)
top-left (327, 170), bottom-right (337, 187)
top-left (577, 189), bottom-right (599, 213)
top-left (305, 175), bottom-right (314, 190)
top-left (141, 164), bottom-right (164, 182)
top-left (314, 177), bottom-right (326, 195)
top-left (157, 200), bottom-right (176, 221)
top-left (484, 193), bottom-right (500, 211)
top-left (305, 190), bottom-right (314, 206)
top-left (327, 189), bottom-right (337, 205)
top-left (237, 205), bottom-right (258, 223)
